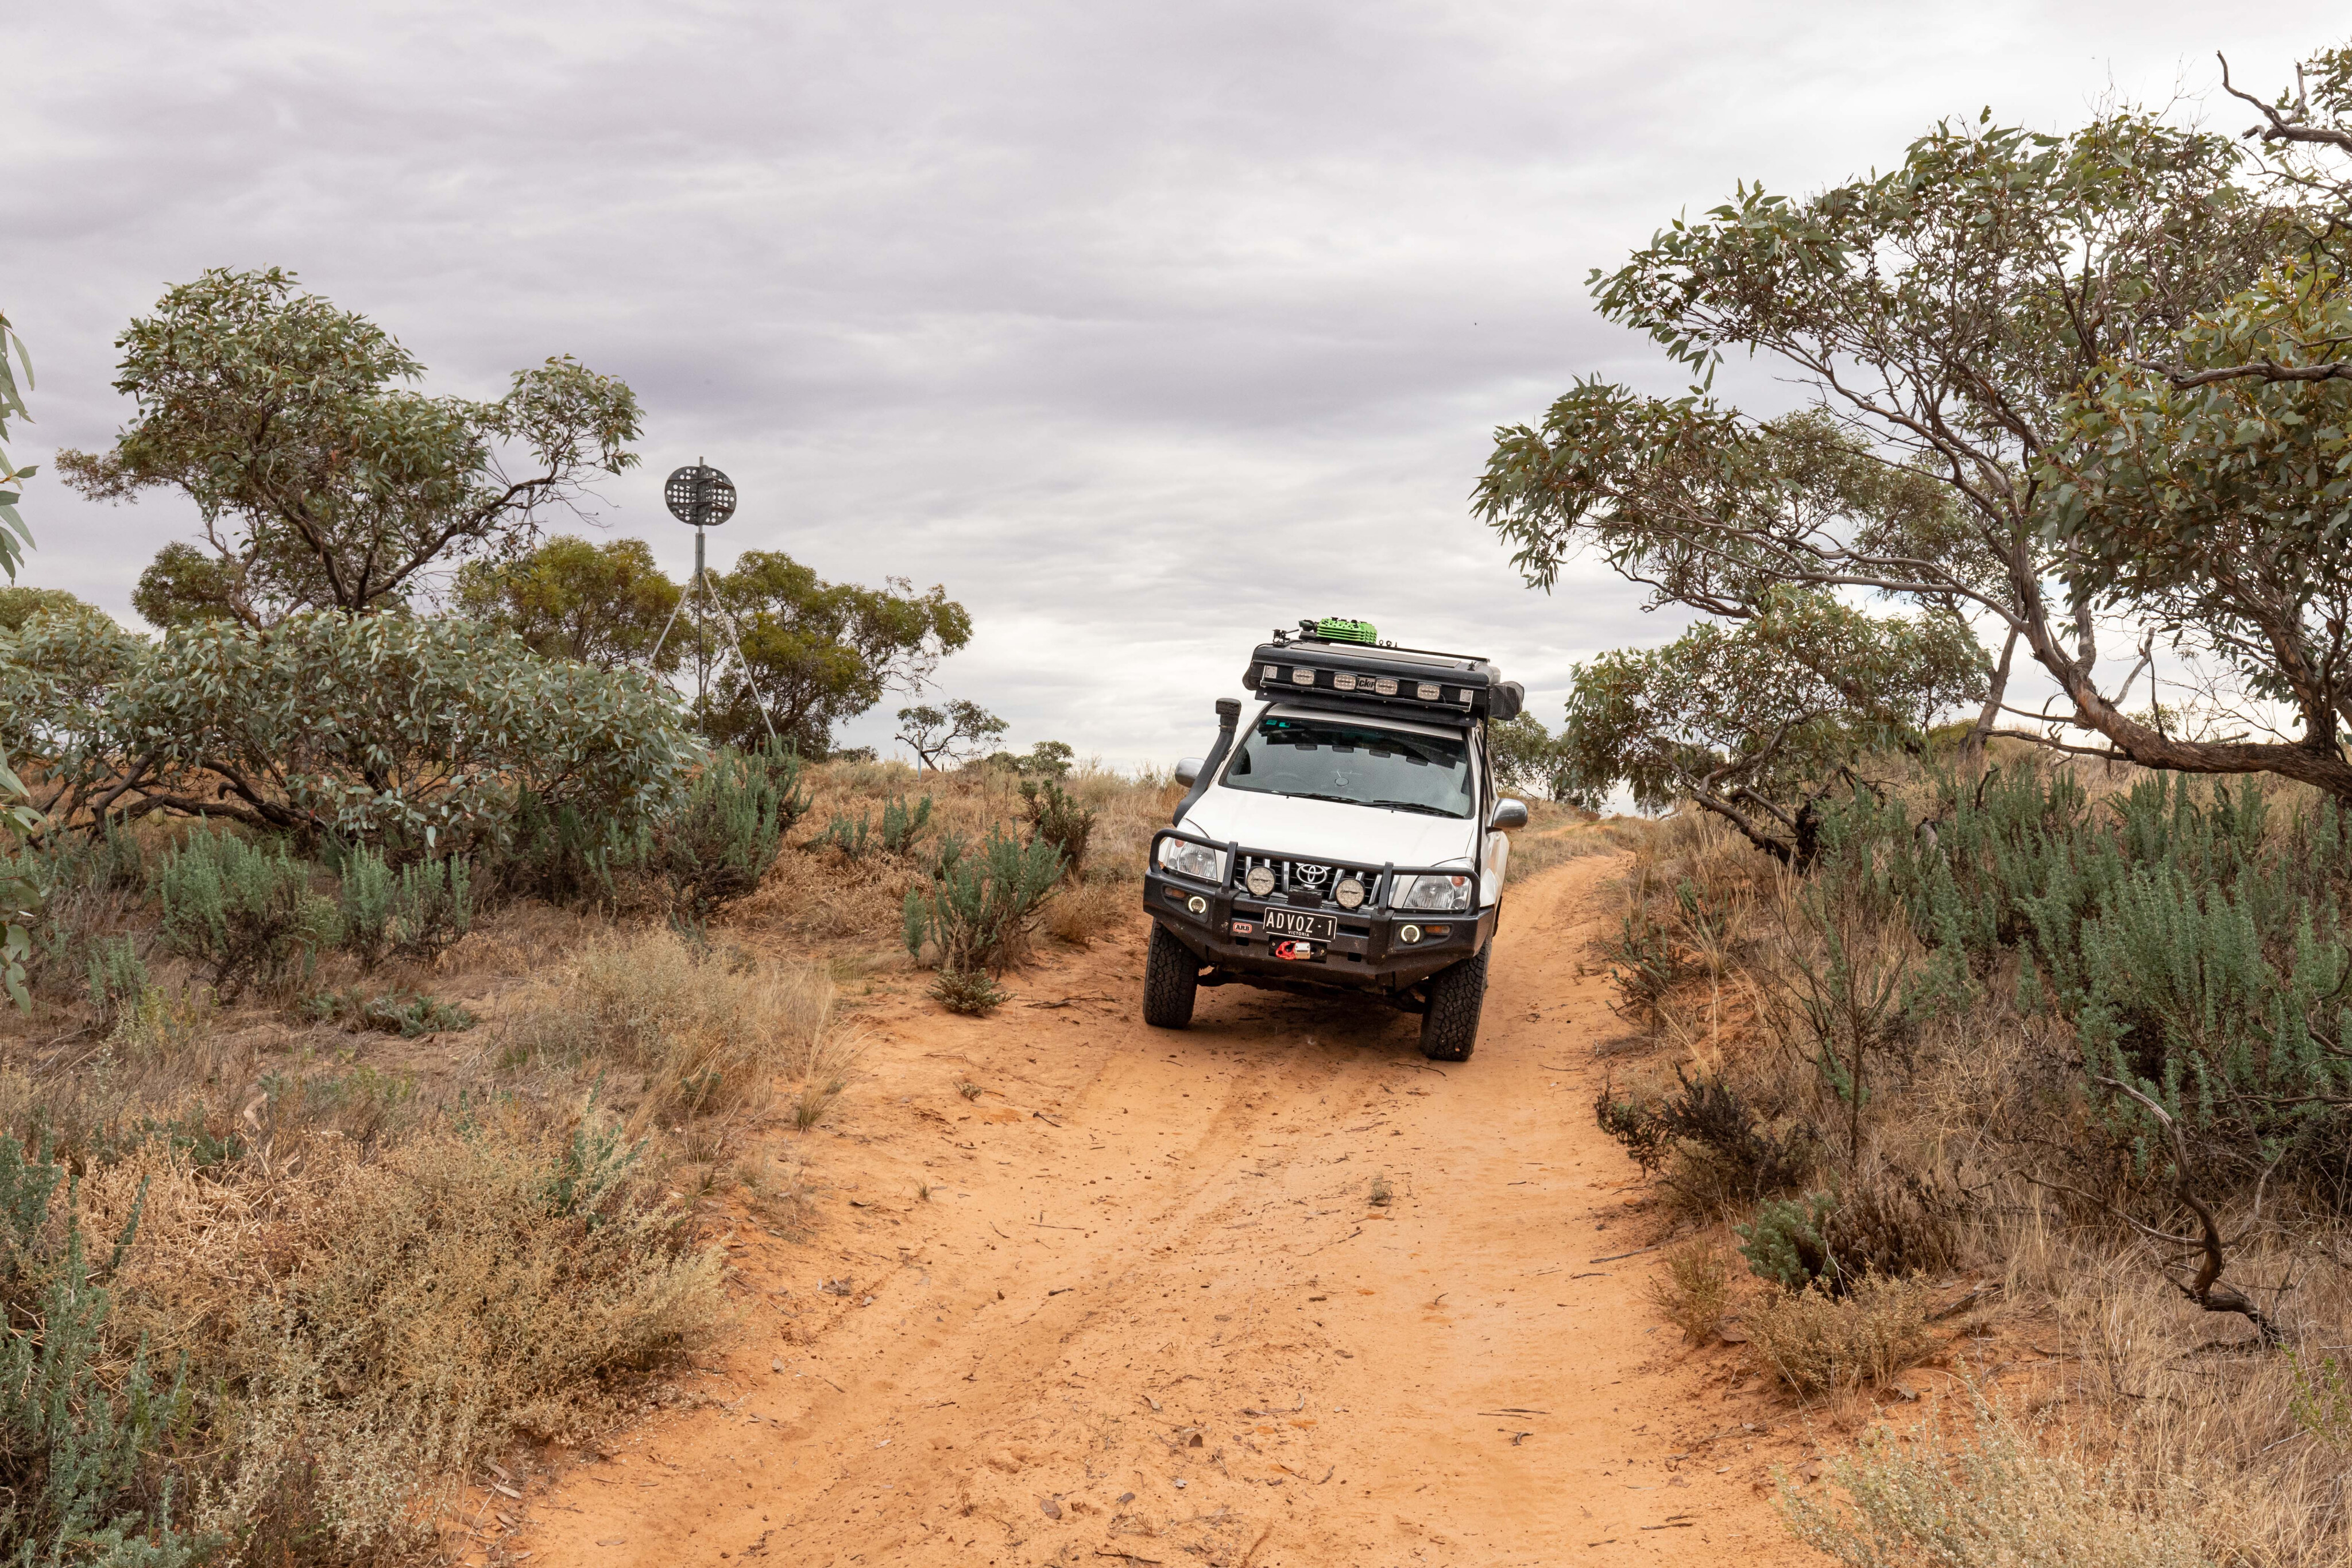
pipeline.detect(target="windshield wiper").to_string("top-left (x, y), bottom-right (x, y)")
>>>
top-left (1370, 800), bottom-right (1464, 818)
top-left (1278, 791), bottom-right (1363, 807)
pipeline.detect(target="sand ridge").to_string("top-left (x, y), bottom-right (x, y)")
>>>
top-left (507, 850), bottom-right (1826, 1566)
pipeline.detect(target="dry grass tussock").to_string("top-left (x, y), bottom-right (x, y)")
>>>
top-left (1598, 773), bottom-right (2352, 1565)
top-left (502, 924), bottom-right (841, 1124)
top-left (78, 1109), bottom-right (724, 1559)
top-left (1779, 1388), bottom-right (2210, 1567)
top-left (0, 800), bottom-right (918, 1561)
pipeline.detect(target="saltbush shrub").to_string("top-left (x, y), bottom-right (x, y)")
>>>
top-left (651, 741), bottom-right (807, 917)
top-left (156, 833), bottom-right (333, 999)
top-left (0, 1133), bottom-right (209, 1565)
top-left (902, 825), bottom-right (1062, 974)
top-left (1020, 777), bottom-right (1094, 878)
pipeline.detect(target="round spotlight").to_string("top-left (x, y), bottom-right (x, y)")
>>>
top-left (1245, 865), bottom-right (1277, 897)
top-left (1186, 895), bottom-right (1208, 915)
top-left (1334, 876), bottom-right (1365, 909)
top-left (1399, 924), bottom-right (1422, 944)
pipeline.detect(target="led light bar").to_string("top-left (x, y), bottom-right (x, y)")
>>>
top-left (1254, 661), bottom-right (1475, 709)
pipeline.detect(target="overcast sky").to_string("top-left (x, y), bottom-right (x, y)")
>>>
top-left (7, 3), bottom-right (2329, 767)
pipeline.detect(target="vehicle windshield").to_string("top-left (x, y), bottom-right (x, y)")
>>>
top-left (1220, 714), bottom-right (1475, 818)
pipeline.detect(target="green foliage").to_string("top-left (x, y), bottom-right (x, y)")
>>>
top-left (896, 699), bottom-right (1006, 769)
top-left (0, 586), bottom-right (104, 633)
top-left (902, 825), bottom-right (1063, 974)
top-left (1559, 589), bottom-right (1987, 865)
top-left (0, 603), bottom-right (148, 766)
top-left (815, 792), bottom-right (930, 862)
top-left (84, 938), bottom-right (149, 1032)
top-left (649, 742), bottom-right (807, 919)
top-left (1019, 779), bottom-right (1094, 880)
top-left (693, 549), bottom-right (972, 753)
top-left (929, 968), bottom-right (1007, 1016)
top-left (94, 613), bottom-right (691, 853)
top-left (1816, 769), bottom-right (2352, 1191)
top-left (0, 309), bottom-right (33, 582)
top-left (985, 740), bottom-right (1075, 779)
top-left (454, 533), bottom-right (683, 672)
top-left (59, 266), bottom-right (640, 621)
top-left (1738, 1190), bottom-right (1840, 1290)
top-left (486, 789), bottom-right (642, 910)
top-left (2288, 1349), bottom-right (2352, 1451)
top-left (0, 756), bottom-right (36, 1011)
top-left (1487, 713), bottom-right (1572, 801)
top-left (156, 833), bottom-right (334, 1000)
top-left (1471, 84), bottom-right (2352, 800)
top-left (130, 541), bottom-right (242, 631)
top-left (0, 1135), bottom-right (210, 1566)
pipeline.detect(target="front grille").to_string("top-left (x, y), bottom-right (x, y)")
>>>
top-left (1234, 854), bottom-right (1384, 908)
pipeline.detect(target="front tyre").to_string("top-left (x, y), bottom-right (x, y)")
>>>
top-left (1418, 941), bottom-right (1491, 1062)
top-left (1142, 922), bottom-right (1200, 1029)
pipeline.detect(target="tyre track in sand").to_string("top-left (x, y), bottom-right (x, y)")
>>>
top-left (512, 850), bottom-right (1825, 1567)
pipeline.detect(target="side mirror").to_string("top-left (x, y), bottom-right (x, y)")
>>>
top-left (1490, 797), bottom-right (1529, 831)
top-left (1174, 757), bottom-right (1204, 787)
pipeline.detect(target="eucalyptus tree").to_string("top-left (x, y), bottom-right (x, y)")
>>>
top-left (1559, 589), bottom-right (1987, 865)
top-left (1475, 92), bottom-right (2337, 786)
top-left (2042, 45), bottom-right (2352, 774)
top-left (61, 267), bottom-right (641, 624)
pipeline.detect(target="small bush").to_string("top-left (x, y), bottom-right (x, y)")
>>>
top-left (506, 927), bottom-right (834, 1122)
top-left (1778, 1391), bottom-right (2208, 1566)
top-left (109, 985), bottom-right (214, 1059)
top-left (334, 844), bottom-right (396, 969)
top-left (486, 789), bottom-right (642, 909)
top-left (1646, 1237), bottom-right (1737, 1345)
top-left (1598, 1066), bottom-right (1816, 1215)
top-left (0, 1133), bottom-right (211, 1565)
top-left (814, 791), bottom-right (931, 862)
top-left (156, 833), bottom-right (334, 1000)
top-left (223, 1118), bottom-right (725, 1556)
top-left (930, 968), bottom-right (1005, 1015)
top-left (389, 855), bottom-right (473, 962)
top-left (83, 936), bottom-right (149, 1031)
top-left (1739, 1190), bottom-right (1841, 1291)
top-left (1737, 1176), bottom-right (1962, 1293)
top-left (1042, 878), bottom-right (1125, 947)
top-left (651, 742), bottom-right (807, 919)
top-left (880, 792), bottom-right (933, 853)
top-left (788, 1028), bottom-right (864, 1130)
top-left (303, 988), bottom-right (477, 1037)
top-left (1745, 1273), bottom-right (1935, 1394)
top-left (903, 825), bottom-right (1063, 974)
top-left (1020, 778), bottom-right (1096, 879)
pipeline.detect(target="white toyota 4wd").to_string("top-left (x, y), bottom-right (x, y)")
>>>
top-left (1141, 620), bottom-right (1528, 1061)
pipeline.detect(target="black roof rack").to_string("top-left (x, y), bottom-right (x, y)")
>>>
top-left (1244, 633), bottom-right (1522, 722)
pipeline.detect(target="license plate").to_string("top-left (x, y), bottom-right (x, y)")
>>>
top-left (1263, 908), bottom-right (1336, 940)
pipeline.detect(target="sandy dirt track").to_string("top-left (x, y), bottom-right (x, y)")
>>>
top-left (510, 851), bottom-right (1827, 1567)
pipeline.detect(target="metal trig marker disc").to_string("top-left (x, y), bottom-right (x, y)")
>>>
top-left (663, 464), bottom-right (737, 529)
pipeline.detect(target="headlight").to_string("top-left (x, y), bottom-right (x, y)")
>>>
top-left (1397, 873), bottom-right (1472, 912)
top-left (1156, 838), bottom-right (1228, 884)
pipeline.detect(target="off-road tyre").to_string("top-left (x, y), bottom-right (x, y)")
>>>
top-left (1418, 941), bottom-right (1491, 1062)
top-left (1142, 922), bottom-right (1200, 1029)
